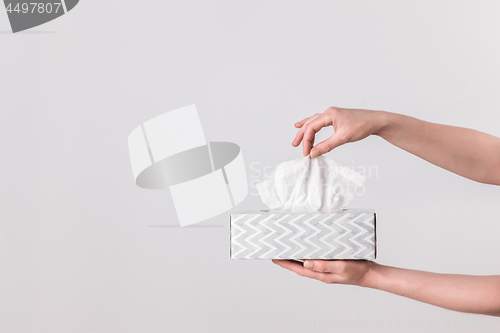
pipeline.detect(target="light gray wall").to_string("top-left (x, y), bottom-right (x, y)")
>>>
top-left (1, 1), bottom-right (500, 332)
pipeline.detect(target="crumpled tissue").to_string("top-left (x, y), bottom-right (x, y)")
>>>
top-left (256, 156), bottom-right (365, 212)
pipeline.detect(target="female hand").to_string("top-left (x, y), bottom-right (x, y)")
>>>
top-left (272, 259), bottom-right (376, 286)
top-left (292, 107), bottom-right (386, 158)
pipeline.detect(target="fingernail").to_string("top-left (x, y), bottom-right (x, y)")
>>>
top-left (310, 150), bottom-right (320, 158)
top-left (304, 260), bottom-right (314, 269)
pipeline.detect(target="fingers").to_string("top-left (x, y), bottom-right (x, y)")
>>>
top-left (303, 260), bottom-right (346, 273)
top-left (272, 259), bottom-right (328, 281)
top-left (310, 133), bottom-right (346, 158)
top-left (301, 115), bottom-right (333, 157)
top-left (292, 115), bottom-right (317, 147)
top-left (294, 118), bottom-right (309, 128)
top-left (292, 128), bottom-right (305, 147)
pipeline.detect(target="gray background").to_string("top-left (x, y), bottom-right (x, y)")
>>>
top-left (1, 1), bottom-right (500, 332)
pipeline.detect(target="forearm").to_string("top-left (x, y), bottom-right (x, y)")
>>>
top-left (374, 111), bottom-right (500, 185)
top-left (363, 263), bottom-right (500, 316)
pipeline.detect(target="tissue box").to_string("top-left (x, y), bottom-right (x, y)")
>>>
top-left (230, 209), bottom-right (376, 260)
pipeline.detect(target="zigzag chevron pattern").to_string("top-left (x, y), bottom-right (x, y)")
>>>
top-left (230, 210), bottom-right (376, 260)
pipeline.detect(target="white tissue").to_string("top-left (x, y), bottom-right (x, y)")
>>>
top-left (256, 156), bottom-right (365, 212)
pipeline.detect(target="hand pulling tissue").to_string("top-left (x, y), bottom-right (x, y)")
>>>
top-left (256, 156), bottom-right (365, 212)
top-left (230, 155), bottom-right (376, 260)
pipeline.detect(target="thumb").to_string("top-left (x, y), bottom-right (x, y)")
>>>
top-left (310, 133), bottom-right (346, 158)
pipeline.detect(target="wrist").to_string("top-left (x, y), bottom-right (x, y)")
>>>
top-left (371, 110), bottom-right (394, 138)
top-left (359, 261), bottom-right (383, 289)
